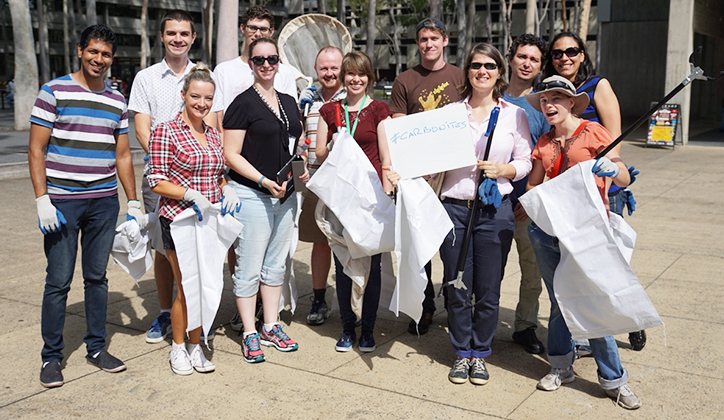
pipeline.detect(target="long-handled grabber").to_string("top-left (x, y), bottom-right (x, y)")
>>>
top-left (439, 107), bottom-right (501, 296)
top-left (596, 47), bottom-right (722, 159)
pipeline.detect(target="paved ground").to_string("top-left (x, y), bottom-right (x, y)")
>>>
top-left (1, 107), bottom-right (724, 419)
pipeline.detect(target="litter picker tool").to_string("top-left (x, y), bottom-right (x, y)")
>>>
top-left (596, 47), bottom-right (723, 159)
top-left (439, 107), bottom-right (500, 295)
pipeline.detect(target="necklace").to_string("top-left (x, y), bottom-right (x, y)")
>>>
top-left (344, 95), bottom-right (367, 138)
top-left (253, 85), bottom-right (289, 130)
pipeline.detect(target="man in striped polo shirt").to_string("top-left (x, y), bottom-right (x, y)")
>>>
top-left (29, 24), bottom-right (144, 388)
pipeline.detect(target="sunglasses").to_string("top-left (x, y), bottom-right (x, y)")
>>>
top-left (551, 47), bottom-right (582, 60)
top-left (535, 80), bottom-right (575, 95)
top-left (246, 25), bottom-right (271, 34)
top-left (250, 55), bottom-right (280, 66)
top-left (469, 62), bottom-right (498, 71)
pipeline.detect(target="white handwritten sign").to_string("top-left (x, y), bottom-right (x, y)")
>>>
top-left (383, 103), bottom-right (476, 180)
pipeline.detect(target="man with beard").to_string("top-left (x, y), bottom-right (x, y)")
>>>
top-left (297, 46), bottom-right (346, 325)
top-left (502, 34), bottom-right (550, 355)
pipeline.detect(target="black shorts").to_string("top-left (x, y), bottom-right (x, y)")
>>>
top-left (159, 216), bottom-right (176, 251)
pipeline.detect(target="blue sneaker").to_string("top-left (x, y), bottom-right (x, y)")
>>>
top-left (146, 313), bottom-right (171, 344)
top-left (358, 333), bottom-right (376, 353)
top-left (335, 332), bottom-right (356, 352)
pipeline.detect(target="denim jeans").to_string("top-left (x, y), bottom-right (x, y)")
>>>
top-left (528, 222), bottom-right (629, 389)
top-left (230, 181), bottom-right (296, 298)
top-left (41, 195), bottom-right (119, 363)
top-left (440, 199), bottom-right (514, 359)
top-left (334, 254), bottom-right (381, 334)
top-left (608, 188), bottom-right (625, 217)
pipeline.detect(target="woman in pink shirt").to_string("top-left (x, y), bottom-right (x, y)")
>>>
top-left (439, 43), bottom-right (532, 386)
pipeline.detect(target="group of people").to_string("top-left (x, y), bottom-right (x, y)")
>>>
top-left (28, 6), bottom-right (645, 411)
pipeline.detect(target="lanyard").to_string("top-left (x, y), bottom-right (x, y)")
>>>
top-left (344, 95), bottom-right (367, 138)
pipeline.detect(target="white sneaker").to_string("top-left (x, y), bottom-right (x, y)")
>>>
top-left (169, 346), bottom-right (193, 375)
top-left (187, 344), bottom-right (216, 373)
top-left (605, 384), bottom-right (642, 410)
top-left (537, 367), bottom-right (575, 391)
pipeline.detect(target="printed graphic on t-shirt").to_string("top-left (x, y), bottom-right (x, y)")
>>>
top-left (418, 81), bottom-right (455, 112)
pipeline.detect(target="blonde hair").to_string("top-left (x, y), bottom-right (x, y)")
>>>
top-left (182, 62), bottom-right (215, 92)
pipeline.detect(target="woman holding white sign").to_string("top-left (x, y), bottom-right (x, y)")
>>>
top-left (315, 51), bottom-right (393, 353)
top-left (432, 43), bottom-right (531, 386)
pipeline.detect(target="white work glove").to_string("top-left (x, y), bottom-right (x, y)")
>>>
top-left (592, 156), bottom-right (620, 178)
top-left (36, 194), bottom-right (67, 235)
top-left (299, 86), bottom-right (317, 109)
top-left (328, 132), bottom-right (339, 152)
top-left (183, 188), bottom-right (212, 221)
top-left (220, 184), bottom-right (241, 216)
top-left (126, 199), bottom-right (147, 229)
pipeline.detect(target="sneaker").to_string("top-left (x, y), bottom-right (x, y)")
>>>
top-left (448, 357), bottom-right (470, 384)
top-left (575, 344), bottom-right (593, 359)
top-left (307, 297), bottom-right (330, 325)
top-left (537, 367), bottom-right (575, 391)
top-left (260, 324), bottom-right (298, 352)
top-left (408, 312), bottom-right (434, 335)
top-left (86, 351), bottom-right (126, 373)
top-left (146, 312), bottom-right (172, 344)
top-left (335, 332), bottom-right (356, 352)
top-left (230, 312), bottom-right (242, 332)
top-left (40, 360), bottom-right (64, 388)
top-left (605, 384), bottom-right (642, 410)
top-left (242, 333), bottom-right (265, 363)
top-left (187, 345), bottom-right (215, 373)
top-left (358, 333), bottom-right (376, 353)
top-left (469, 358), bottom-right (489, 385)
top-left (169, 346), bottom-right (193, 375)
top-left (628, 330), bottom-right (646, 351)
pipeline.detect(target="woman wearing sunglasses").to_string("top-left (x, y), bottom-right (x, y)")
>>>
top-left (222, 37), bottom-right (308, 363)
top-left (315, 51), bottom-right (393, 353)
top-left (545, 33), bottom-right (646, 351)
top-left (437, 43), bottom-right (531, 385)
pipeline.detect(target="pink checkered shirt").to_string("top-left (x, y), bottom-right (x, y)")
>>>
top-left (147, 114), bottom-right (225, 220)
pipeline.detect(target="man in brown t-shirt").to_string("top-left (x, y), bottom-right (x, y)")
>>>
top-left (389, 17), bottom-right (465, 335)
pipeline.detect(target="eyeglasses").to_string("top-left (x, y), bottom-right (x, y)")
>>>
top-left (551, 47), bottom-right (581, 60)
top-left (469, 62), bottom-right (498, 71)
top-left (535, 80), bottom-right (575, 95)
top-left (250, 55), bottom-right (280, 66)
top-left (246, 25), bottom-right (271, 34)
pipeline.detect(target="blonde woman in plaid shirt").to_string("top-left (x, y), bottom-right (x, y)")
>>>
top-left (147, 64), bottom-right (241, 375)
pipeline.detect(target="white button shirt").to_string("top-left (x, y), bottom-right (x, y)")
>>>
top-left (129, 59), bottom-right (220, 129)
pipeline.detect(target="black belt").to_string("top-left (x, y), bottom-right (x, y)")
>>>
top-left (443, 196), bottom-right (509, 209)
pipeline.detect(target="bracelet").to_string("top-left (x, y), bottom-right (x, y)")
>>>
top-left (258, 175), bottom-right (266, 188)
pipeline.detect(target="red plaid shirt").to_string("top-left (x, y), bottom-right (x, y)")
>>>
top-left (148, 114), bottom-right (225, 220)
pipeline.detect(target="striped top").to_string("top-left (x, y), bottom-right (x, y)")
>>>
top-left (576, 75), bottom-right (603, 123)
top-left (30, 75), bottom-right (129, 199)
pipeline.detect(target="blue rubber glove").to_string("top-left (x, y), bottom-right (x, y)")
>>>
top-left (627, 165), bottom-right (639, 185)
top-left (220, 185), bottom-right (242, 216)
top-left (299, 86), bottom-right (317, 109)
top-left (36, 194), bottom-right (67, 234)
top-left (478, 177), bottom-right (503, 209)
top-left (623, 189), bottom-right (636, 216)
